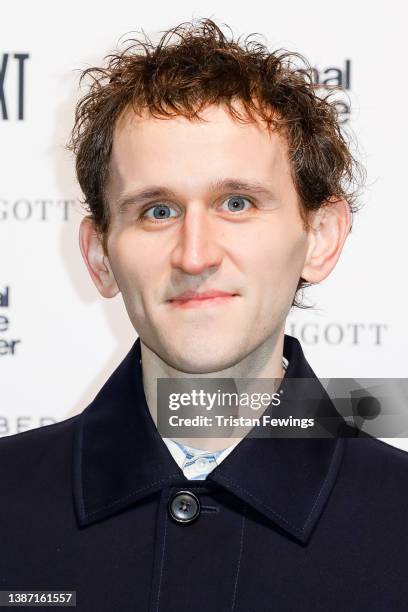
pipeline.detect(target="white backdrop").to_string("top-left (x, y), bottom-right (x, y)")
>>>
top-left (1, 1), bottom-right (407, 449)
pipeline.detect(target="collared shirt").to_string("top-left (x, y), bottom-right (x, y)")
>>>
top-left (162, 356), bottom-right (289, 479)
top-left (162, 437), bottom-right (240, 480)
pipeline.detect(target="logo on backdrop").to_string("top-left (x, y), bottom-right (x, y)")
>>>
top-left (0, 416), bottom-right (57, 437)
top-left (287, 321), bottom-right (388, 346)
top-left (311, 59), bottom-right (352, 124)
top-left (0, 198), bottom-right (76, 222)
top-left (0, 52), bottom-right (29, 120)
top-left (0, 286), bottom-right (21, 356)
top-left (0, 285), bottom-right (57, 437)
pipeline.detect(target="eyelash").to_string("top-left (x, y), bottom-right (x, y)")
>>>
top-left (139, 195), bottom-right (254, 223)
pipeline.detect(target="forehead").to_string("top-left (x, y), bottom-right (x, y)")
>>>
top-left (107, 103), bottom-right (291, 195)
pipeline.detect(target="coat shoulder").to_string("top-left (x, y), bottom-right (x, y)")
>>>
top-left (345, 435), bottom-right (408, 463)
top-left (342, 435), bottom-right (408, 495)
top-left (0, 415), bottom-right (80, 484)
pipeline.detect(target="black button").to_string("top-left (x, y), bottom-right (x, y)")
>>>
top-left (168, 490), bottom-right (200, 524)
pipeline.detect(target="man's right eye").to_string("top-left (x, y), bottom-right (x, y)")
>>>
top-left (141, 203), bottom-right (178, 221)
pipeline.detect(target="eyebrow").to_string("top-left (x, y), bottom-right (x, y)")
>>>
top-left (115, 178), bottom-right (276, 213)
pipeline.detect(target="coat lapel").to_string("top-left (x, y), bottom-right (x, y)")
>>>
top-left (73, 334), bottom-right (348, 543)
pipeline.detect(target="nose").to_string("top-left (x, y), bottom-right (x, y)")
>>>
top-left (170, 203), bottom-right (224, 275)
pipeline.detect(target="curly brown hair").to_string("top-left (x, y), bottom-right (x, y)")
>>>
top-left (67, 17), bottom-right (363, 308)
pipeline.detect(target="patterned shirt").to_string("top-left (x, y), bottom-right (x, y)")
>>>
top-left (163, 437), bottom-right (240, 480)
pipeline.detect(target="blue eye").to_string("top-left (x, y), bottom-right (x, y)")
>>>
top-left (142, 204), bottom-right (177, 220)
top-left (221, 196), bottom-right (252, 213)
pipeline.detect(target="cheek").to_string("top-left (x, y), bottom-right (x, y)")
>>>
top-left (286, 232), bottom-right (309, 273)
top-left (253, 229), bottom-right (307, 281)
top-left (108, 231), bottom-right (167, 299)
top-left (107, 232), bottom-right (144, 289)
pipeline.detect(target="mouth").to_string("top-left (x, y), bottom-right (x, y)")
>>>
top-left (167, 291), bottom-right (239, 309)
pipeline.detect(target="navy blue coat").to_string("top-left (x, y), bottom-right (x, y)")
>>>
top-left (1, 334), bottom-right (407, 611)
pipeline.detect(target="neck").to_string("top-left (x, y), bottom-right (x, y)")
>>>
top-left (140, 330), bottom-right (286, 452)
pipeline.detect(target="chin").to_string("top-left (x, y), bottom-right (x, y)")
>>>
top-left (166, 343), bottom-right (240, 374)
top-left (171, 360), bottom-right (232, 375)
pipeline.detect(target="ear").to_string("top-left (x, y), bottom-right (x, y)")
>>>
top-left (301, 198), bottom-right (351, 283)
top-left (78, 216), bottom-right (120, 298)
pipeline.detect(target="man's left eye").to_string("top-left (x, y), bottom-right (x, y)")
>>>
top-left (221, 196), bottom-right (252, 213)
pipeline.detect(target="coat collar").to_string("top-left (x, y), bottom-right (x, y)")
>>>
top-left (73, 334), bottom-right (346, 543)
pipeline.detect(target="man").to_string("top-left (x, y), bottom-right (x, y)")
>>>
top-left (1, 18), bottom-right (407, 611)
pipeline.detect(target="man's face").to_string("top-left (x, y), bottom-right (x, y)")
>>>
top-left (104, 104), bottom-right (311, 373)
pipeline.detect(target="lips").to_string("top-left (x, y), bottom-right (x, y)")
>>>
top-left (169, 290), bottom-right (237, 302)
